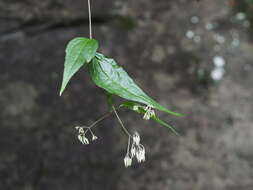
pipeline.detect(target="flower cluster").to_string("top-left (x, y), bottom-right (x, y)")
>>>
top-left (75, 126), bottom-right (98, 145)
top-left (124, 132), bottom-right (145, 167)
top-left (143, 105), bottom-right (155, 120)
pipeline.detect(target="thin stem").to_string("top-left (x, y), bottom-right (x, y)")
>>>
top-left (88, 128), bottom-right (95, 136)
top-left (77, 106), bottom-right (130, 137)
top-left (87, 0), bottom-right (92, 39)
top-left (79, 107), bottom-right (121, 130)
top-left (89, 111), bottom-right (113, 128)
top-left (126, 135), bottom-right (131, 154)
top-left (112, 106), bottom-right (132, 137)
top-left (84, 129), bottom-right (89, 135)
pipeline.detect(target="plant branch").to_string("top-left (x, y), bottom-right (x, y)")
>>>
top-left (78, 105), bottom-right (131, 138)
top-left (112, 106), bottom-right (132, 137)
top-left (89, 111), bottom-right (113, 128)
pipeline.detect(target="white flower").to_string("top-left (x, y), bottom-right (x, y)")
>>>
top-left (75, 126), bottom-right (84, 134)
top-left (136, 144), bottom-right (145, 163)
top-left (143, 112), bottom-right (151, 120)
top-left (124, 132), bottom-right (146, 167)
top-left (92, 135), bottom-right (98, 141)
top-left (124, 154), bottom-right (132, 167)
top-left (133, 132), bottom-right (140, 145)
top-left (78, 134), bottom-right (89, 144)
top-left (79, 128), bottom-right (84, 134)
top-left (130, 144), bottom-right (136, 157)
top-left (143, 105), bottom-right (155, 120)
top-left (75, 126), bottom-right (80, 130)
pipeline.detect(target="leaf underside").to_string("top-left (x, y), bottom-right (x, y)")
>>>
top-left (88, 53), bottom-right (183, 117)
top-left (59, 37), bottom-right (98, 96)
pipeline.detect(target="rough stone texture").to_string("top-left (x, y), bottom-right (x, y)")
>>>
top-left (1, 0), bottom-right (253, 190)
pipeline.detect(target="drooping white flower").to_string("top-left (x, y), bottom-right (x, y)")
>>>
top-left (136, 144), bottom-right (145, 163)
top-left (124, 132), bottom-right (146, 167)
top-left (75, 126), bottom-right (80, 130)
top-left (130, 144), bottom-right (136, 157)
top-left (79, 128), bottom-right (84, 134)
top-left (133, 132), bottom-right (140, 145)
top-left (143, 112), bottom-right (151, 120)
top-left (78, 134), bottom-right (89, 144)
top-left (75, 126), bottom-right (85, 134)
top-left (143, 105), bottom-right (155, 120)
top-left (124, 154), bottom-right (132, 167)
top-left (92, 135), bottom-right (98, 141)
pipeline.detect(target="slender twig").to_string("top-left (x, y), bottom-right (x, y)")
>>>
top-left (112, 106), bottom-right (132, 137)
top-left (84, 129), bottom-right (89, 135)
top-left (87, 0), bottom-right (92, 39)
top-left (79, 107), bottom-right (120, 130)
top-left (89, 111), bottom-right (113, 128)
top-left (77, 106), bottom-right (131, 137)
top-left (88, 128), bottom-right (95, 135)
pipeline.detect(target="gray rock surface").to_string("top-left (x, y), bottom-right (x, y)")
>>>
top-left (1, 0), bottom-right (253, 190)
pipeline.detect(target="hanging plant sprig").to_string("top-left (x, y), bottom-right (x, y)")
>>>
top-left (59, 0), bottom-right (183, 167)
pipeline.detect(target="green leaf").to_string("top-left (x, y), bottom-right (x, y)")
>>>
top-left (59, 37), bottom-right (98, 96)
top-left (152, 116), bottom-right (179, 136)
top-left (88, 53), bottom-right (183, 116)
top-left (120, 101), bottom-right (179, 135)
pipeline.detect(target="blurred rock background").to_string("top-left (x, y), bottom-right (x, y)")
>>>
top-left (0, 0), bottom-right (253, 189)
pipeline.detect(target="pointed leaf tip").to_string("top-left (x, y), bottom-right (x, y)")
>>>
top-left (120, 101), bottom-right (180, 135)
top-left (59, 37), bottom-right (99, 96)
